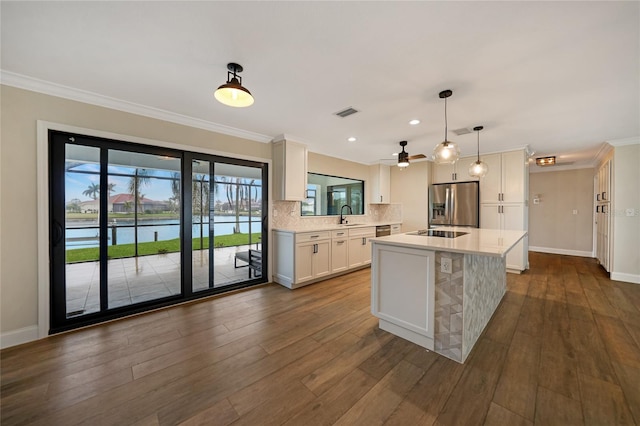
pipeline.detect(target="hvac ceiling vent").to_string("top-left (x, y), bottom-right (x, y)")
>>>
top-left (334, 107), bottom-right (359, 118)
top-left (452, 127), bottom-right (473, 136)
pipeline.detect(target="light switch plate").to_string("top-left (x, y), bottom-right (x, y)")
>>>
top-left (441, 257), bottom-right (452, 274)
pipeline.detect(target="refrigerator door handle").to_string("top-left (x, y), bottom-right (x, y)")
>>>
top-left (450, 186), bottom-right (456, 225)
top-left (445, 187), bottom-right (451, 224)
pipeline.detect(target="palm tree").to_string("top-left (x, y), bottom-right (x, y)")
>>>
top-left (82, 183), bottom-right (100, 200)
top-left (128, 169), bottom-right (152, 213)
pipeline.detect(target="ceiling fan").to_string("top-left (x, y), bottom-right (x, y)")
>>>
top-left (396, 141), bottom-right (426, 168)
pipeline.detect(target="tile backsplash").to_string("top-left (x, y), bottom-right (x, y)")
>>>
top-left (272, 201), bottom-right (402, 229)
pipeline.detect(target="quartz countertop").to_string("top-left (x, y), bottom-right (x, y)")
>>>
top-left (371, 226), bottom-right (526, 257)
top-left (273, 222), bottom-right (400, 233)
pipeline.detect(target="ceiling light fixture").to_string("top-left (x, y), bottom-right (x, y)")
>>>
top-left (409, 119), bottom-right (421, 125)
top-left (536, 156), bottom-right (556, 166)
top-left (432, 90), bottom-right (460, 164)
top-left (469, 126), bottom-right (489, 178)
top-left (347, 137), bottom-right (357, 142)
top-left (398, 141), bottom-right (410, 168)
top-left (214, 63), bottom-right (254, 107)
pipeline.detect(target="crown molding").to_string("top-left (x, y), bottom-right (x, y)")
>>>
top-left (0, 70), bottom-right (273, 144)
top-left (608, 136), bottom-right (640, 147)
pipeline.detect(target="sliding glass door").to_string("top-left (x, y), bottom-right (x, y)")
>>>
top-left (49, 131), bottom-right (267, 333)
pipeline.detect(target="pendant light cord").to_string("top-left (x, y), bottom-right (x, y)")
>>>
top-left (444, 97), bottom-right (448, 143)
top-left (477, 130), bottom-right (480, 162)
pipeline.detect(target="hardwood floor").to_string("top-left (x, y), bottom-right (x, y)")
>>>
top-left (2, 252), bottom-right (639, 425)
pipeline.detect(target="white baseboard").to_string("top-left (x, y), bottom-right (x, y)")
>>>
top-left (529, 246), bottom-right (593, 258)
top-left (0, 325), bottom-right (40, 349)
top-left (611, 272), bottom-right (640, 285)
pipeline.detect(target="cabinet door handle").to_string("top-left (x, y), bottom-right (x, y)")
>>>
top-left (596, 206), bottom-right (600, 213)
top-left (380, 195), bottom-right (383, 202)
top-left (602, 192), bottom-right (606, 201)
top-left (596, 193), bottom-right (600, 201)
top-left (310, 235), bottom-right (319, 239)
top-left (337, 240), bottom-right (345, 244)
top-left (313, 243), bottom-right (318, 253)
top-left (362, 237), bottom-right (366, 245)
top-left (602, 205), bottom-right (607, 214)
top-left (336, 232), bottom-right (344, 236)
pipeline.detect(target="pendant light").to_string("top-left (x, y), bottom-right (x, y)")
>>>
top-left (432, 89), bottom-right (460, 164)
top-left (214, 63), bottom-right (254, 107)
top-left (469, 126), bottom-right (489, 178)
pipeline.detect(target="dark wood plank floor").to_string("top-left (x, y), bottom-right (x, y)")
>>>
top-left (2, 252), bottom-right (639, 425)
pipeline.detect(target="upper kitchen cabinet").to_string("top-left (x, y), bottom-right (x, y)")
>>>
top-left (432, 156), bottom-right (478, 183)
top-left (479, 150), bottom-right (527, 204)
top-left (369, 164), bottom-right (391, 204)
top-left (272, 138), bottom-right (308, 201)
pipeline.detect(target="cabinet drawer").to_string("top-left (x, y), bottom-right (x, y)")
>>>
top-left (348, 226), bottom-right (376, 237)
top-left (296, 231), bottom-right (331, 243)
top-left (332, 230), bottom-right (349, 239)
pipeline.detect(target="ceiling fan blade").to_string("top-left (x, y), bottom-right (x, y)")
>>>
top-left (408, 154), bottom-right (427, 160)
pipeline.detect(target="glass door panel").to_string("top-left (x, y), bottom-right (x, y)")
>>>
top-left (64, 144), bottom-right (102, 317)
top-left (213, 163), bottom-right (263, 286)
top-left (107, 150), bottom-right (181, 306)
top-left (192, 159), bottom-right (211, 292)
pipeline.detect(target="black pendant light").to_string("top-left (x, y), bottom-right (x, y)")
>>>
top-left (469, 126), bottom-right (488, 178)
top-left (432, 90), bottom-right (460, 164)
top-left (214, 63), bottom-right (254, 107)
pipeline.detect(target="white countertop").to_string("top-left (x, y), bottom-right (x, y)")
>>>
top-left (273, 222), bottom-right (399, 233)
top-left (371, 227), bottom-right (527, 257)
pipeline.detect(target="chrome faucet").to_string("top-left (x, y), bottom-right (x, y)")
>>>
top-left (340, 204), bottom-right (353, 224)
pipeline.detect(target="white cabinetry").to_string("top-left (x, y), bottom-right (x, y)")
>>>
top-left (480, 204), bottom-right (525, 271)
top-left (432, 156), bottom-right (477, 183)
top-left (331, 230), bottom-right (349, 273)
top-left (371, 244), bottom-right (435, 350)
top-left (272, 139), bottom-right (308, 201)
top-left (348, 227), bottom-right (376, 268)
top-left (595, 159), bottom-right (611, 271)
top-left (369, 164), bottom-right (391, 203)
top-left (479, 151), bottom-right (526, 204)
top-left (479, 149), bottom-right (528, 272)
top-left (295, 232), bottom-right (331, 284)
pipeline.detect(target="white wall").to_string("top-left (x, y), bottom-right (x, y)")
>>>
top-left (611, 142), bottom-right (640, 283)
top-left (528, 168), bottom-right (595, 256)
top-left (390, 161), bottom-right (430, 232)
top-left (0, 85), bottom-right (272, 346)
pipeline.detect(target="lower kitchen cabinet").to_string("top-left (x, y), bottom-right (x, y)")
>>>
top-left (348, 227), bottom-right (376, 268)
top-left (480, 203), bottom-right (527, 272)
top-left (273, 225), bottom-right (379, 289)
top-left (331, 230), bottom-right (349, 273)
top-left (295, 239), bottom-right (331, 283)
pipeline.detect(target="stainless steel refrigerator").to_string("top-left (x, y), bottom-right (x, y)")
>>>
top-left (428, 181), bottom-right (479, 228)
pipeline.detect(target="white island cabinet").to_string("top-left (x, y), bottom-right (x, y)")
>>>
top-left (371, 227), bottom-right (526, 363)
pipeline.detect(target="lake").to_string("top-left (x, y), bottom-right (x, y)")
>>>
top-left (65, 216), bottom-right (262, 249)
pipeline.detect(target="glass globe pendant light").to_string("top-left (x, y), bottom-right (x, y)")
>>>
top-left (469, 126), bottom-right (488, 178)
top-left (432, 89), bottom-right (460, 164)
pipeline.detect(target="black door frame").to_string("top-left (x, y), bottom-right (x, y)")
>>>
top-left (49, 130), bottom-right (268, 334)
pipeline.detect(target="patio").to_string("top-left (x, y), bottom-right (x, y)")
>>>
top-left (65, 245), bottom-right (257, 317)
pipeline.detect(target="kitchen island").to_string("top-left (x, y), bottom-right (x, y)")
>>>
top-left (370, 227), bottom-right (526, 363)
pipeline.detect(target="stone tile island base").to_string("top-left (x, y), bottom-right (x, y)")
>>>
top-left (371, 242), bottom-right (507, 364)
top-left (434, 252), bottom-right (505, 363)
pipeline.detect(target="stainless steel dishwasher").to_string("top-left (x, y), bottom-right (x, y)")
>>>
top-left (376, 225), bottom-right (391, 237)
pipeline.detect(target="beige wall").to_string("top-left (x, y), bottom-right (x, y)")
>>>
top-left (307, 151), bottom-right (369, 183)
top-left (0, 85), bottom-right (271, 336)
top-left (390, 161), bottom-right (430, 232)
top-left (612, 143), bottom-right (640, 281)
top-left (528, 168), bottom-right (595, 254)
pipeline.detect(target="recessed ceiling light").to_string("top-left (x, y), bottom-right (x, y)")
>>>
top-left (409, 119), bottom-right (420, 125)
top-left (347, 137), bottom-right (357, 142)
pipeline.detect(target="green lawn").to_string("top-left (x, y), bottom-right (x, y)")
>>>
top-left (65, 233), bottom-right (261, 263)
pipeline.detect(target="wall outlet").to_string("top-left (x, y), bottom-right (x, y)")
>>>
top-left (441, 257), bottom-right (452, 274)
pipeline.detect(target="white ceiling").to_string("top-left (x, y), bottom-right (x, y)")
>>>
top-left (2, 1), bottom-right (638, 171)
